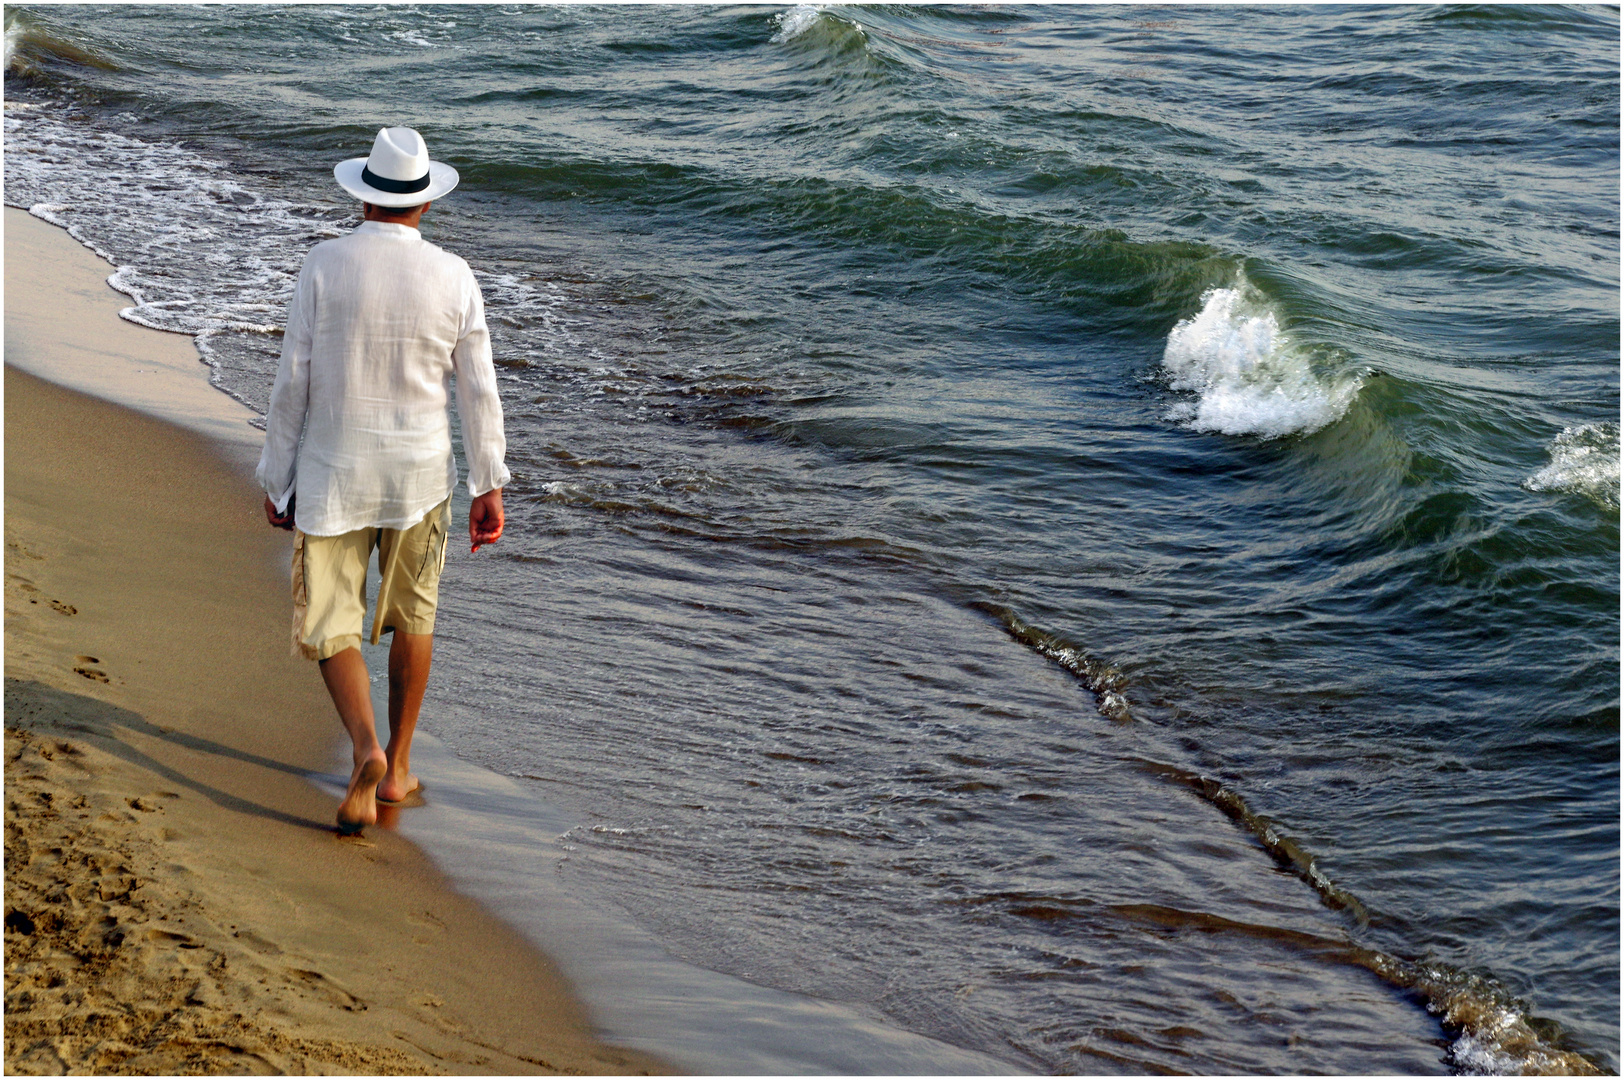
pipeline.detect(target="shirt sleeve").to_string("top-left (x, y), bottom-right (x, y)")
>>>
top-left (451, 267), bottom-right (512, 497)
top-left (255, 260), bottom-right (314, 514)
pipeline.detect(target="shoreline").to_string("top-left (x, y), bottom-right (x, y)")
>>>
top-left (3, 210), bottom-right (667, 1074)
top-left (4, 206), bottom-right (265, 467)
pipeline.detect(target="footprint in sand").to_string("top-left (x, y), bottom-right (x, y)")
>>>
top-left (287, 967), bottom-right (368, 1012)
top-left (231, 928), bottom-right (281, 956)
top-left (8, 541), bottom-right (44, 562)
top-left (73, 656), bottom-right (108, 682)
top-left (147, 928), bottom-right (205, 949)
top-left (406, 910), bottom-right (447, 931)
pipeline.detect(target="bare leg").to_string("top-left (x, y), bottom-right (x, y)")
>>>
top-left (379, 630), bottom-right (433, 803)
top-left (319, 647), bottom-right (387, 832)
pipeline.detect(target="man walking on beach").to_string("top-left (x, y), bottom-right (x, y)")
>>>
top-left (256, 127), bottom-right (509, 835)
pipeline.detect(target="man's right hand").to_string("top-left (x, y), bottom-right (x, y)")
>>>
top-left (469, 489), bottom-right (504, 552)
top-left (265, 495), bottom-right (295, 530)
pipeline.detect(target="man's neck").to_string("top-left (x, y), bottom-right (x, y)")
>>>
top-left (362, 203), bottom-right (428, 230)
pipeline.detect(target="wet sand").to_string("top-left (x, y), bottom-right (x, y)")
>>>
top-left (3, 208), bottom-right (667, 1075)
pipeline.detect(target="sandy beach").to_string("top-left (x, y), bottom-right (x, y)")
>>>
top-left (4, 208), bottom-right (666, 1075)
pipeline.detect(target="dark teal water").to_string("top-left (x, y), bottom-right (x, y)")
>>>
top-left (7, 5), bottom-right (1618, 1073)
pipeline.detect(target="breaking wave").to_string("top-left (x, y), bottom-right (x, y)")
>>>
top-left (769, 4), bottom-right (824, 43)
top-left (3, 9), bottom-right (117, 76)
top-left (1162, 284), bottom-right (1363, 439)
top-left (770, 4), bottom-right (864, 46)
top-left (771, 5), bottom-right (823, 43)
top-left (1369, 956), bottom-right (1603, 1076)
top-left (1524, 422), bottom-right (1619, 510)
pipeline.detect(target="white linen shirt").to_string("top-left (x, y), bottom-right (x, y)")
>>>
top-left (256, 220), bottom-right (512, 537)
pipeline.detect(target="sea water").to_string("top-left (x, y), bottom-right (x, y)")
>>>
top-left (5, 6), bottom-right (1617, 1073)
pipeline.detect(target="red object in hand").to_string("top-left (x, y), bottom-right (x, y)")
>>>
top-left (469, 489), bottom-right (504, 553)
top-left (264, 495), bottom-right (296, 530)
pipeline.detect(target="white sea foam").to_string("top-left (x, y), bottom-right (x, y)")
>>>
top-left (476, 269), bottom-right (584, 361)
top-left (26, 202), bottom-right (73, 227)
top-left (6, 111), bottom-right (323, 346)
top-left (1523, 422), bottom-right (1619, 510)
top-left (4, 106), bottom-right (419, 419)
top-left (1408, 961), bottom-right (1600, 1076)
top-left (385, 27), bottom-right (439, 49)
top-left (771, 4), bottom-right (840, 44)
top-left (1162, 285), bottom-right (1361, 440)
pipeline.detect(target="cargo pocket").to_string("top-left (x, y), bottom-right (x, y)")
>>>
top-left (290, 532), bottom-right (320, 661)
top-left (417, 512), bottom-right (446, 582)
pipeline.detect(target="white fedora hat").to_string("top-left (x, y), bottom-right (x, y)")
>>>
top-left (333, 126), bottom-right (459, 206)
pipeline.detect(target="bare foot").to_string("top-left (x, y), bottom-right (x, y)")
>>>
top-left (337, 752), bottom-right (387, 835)
top-left (376, 768), bottom-right (421, 806)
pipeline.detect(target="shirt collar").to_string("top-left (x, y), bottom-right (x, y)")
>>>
top-left (355, 220), bottom-right (419, 238)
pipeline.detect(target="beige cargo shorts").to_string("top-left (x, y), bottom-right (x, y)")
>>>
top-left (290, 497), bottom-right (452, 661)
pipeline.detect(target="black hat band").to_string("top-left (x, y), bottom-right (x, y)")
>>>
top-left (362, 164), bottom-right (430, 194)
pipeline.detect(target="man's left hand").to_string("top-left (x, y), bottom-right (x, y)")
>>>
top-left (470, 489), bottom-right (504, 552)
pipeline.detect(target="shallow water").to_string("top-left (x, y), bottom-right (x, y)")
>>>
top-left (6, 5), bottom-right (1618, 1073)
